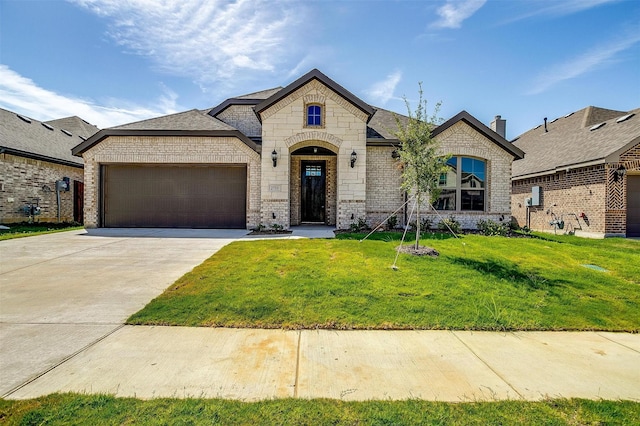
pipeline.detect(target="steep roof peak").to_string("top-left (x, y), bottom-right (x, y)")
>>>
top-left (580, 106), bottom-right (627, 128)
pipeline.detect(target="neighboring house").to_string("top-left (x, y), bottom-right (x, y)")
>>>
top-left (0, 108), bottom-right (99, 223)
top-left (72, 69), bottom-right (523, 230)
top-left (511, 106), bottom-right (640, 238)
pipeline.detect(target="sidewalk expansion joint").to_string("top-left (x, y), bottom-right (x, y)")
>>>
top-left (596, 332), bottom-right (640, 354)
top-left (293, 330), bottom-right (302, 398)
top-left (1, 324), bottom-right (125, 398)
top-left (451, 331), bottom-right (524, 400)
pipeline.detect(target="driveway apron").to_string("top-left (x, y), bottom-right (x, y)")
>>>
top-left (0, 228), bottom-right (247, 396)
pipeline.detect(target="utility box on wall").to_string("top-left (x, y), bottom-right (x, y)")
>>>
top-left (531, 186), bottom-right (541, 206)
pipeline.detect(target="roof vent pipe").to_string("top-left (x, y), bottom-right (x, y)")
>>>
top-left (544, 117), bottom-right (548, 133)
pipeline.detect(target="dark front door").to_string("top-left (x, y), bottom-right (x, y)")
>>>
top-left (301, 161), bottom-right (326, 223)
top-left (627, 175), bottom-right (640, 237)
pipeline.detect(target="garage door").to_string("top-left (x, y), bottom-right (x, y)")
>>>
top-left (102, 164), bottom-right (246, 228)
top-left (627, 175), bottom-right (640, 237)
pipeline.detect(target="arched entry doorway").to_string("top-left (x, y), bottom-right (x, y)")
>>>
top-left (290, 145), bottom-right (337, 226)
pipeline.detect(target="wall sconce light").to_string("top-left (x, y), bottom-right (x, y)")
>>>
top-left (613, 165), bottom-right (626, 182)
top-left (350, 150), bottom-right (357, 168)
top-left (271, 150), bottom-right (278, 167)
top-left (272, 212), bottom-right (276, 219)
top-left (391, 149), bottom-right (400, 159)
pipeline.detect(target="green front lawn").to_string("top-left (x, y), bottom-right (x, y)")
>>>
top-left (128, 233), bottom-right (640, 331)
top-left (0, 222), bottom-right (83, 240)
top-left (2, 394), bottom-right (638, 425)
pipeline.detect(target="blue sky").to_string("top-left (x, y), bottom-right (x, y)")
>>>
top-left (1, 0), bottom-right (638, 139)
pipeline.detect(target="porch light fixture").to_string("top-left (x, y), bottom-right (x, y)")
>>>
top-left (271, 149), bottom-right (278, 167)
top-left (350, 150), bottom-right (357, 168)
top-left (391, 149), bottom-right (400, 159)
top-left (613, 165), bottom-right (626, 182)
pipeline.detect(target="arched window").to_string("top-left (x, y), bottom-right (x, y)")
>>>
top-left (306, 104), bottom-right (322, 127)
top-left (435, 156), bottom-right (486, 211)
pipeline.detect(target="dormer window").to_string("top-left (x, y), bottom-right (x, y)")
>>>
top-left (306, 104), bottom-right (323, 127)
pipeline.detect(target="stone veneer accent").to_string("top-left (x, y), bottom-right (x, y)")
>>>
top-left (511, 141), bottom-right (640, 237)
top-left (0, 153), bottom-right (82, 223)
top-left (216, 104), bottom-right (262, 137)
top-left (260, 80), bottom-right (367, 229)
top-left (81, 136), bottom-right (261, 228)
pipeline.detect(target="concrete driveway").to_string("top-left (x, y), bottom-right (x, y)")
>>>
top-left (0, 228), bottom-right (248, 397)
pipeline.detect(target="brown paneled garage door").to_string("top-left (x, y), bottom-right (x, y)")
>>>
top-left (627, 175), bottom-right (640, 237)
top-left (102, 164), bottom-right (246, 228)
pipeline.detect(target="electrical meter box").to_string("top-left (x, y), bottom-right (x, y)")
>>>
top-left (531, 186), bottom-right (541, 206)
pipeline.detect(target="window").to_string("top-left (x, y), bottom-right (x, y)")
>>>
top-left (306, 104), bottom-right (322, 127)
top-left (435, 156), bottom-right (486, 212)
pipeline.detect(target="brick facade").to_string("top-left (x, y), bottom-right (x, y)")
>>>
top-left (511, 140), bottom-right (640, 237)
top-left (0, 153), bottom-right (83, 223)
top-left (80, 136), bottom-right (261, 228)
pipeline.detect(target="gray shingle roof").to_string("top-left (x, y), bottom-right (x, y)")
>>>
top-left (0, 108), bottom-right (86, 167)
top-left (512, 106), bottom-right (640, 178)
top-left (235, 87), bottom-right (283, 100)
top-left (112, 109), bottom-right (236, 131)
top-left (44, 116), bottom-right (99, 139)
top-left (367, 108), bottom-right (404, 140)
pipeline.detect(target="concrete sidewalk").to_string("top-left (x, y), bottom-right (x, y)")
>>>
top-left (5, 327), bottom-right (640, 402)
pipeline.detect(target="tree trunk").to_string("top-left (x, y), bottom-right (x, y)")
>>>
top-left (415, 193), bottom-right (421, 250)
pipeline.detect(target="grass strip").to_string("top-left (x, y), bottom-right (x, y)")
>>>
top-left (1, 394), bottom-right (638, 425)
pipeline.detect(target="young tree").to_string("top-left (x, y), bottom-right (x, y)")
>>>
top-left (394, 83), bottom-right (449, 249)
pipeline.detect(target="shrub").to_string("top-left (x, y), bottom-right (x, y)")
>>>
top-left (437, 216), bottom-right (461, 234)
top-left (349, 217), bottom-right (369, 232)
top-left (477, 219), bottom-right (510, 236)
top-left (408, 217), bottom-right (433, 232)
top-left (386, 215), bottom-right (398, 230)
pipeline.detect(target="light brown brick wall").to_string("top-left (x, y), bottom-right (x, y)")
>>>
top-left (366, 146), bottom-right (404, 227)
top-left (0, 153), bottom-right (83, 223)
top-left (81, 136), bottom-right (261, 228)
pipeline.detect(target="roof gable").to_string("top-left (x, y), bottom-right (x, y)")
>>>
top-left (44, 116), bottom-right (99, 139)
top-left (72, 109), bottom-right (260, 156)
top-left (254, 69), bottom-right (375, 122)
top-left (432, 110), bottom-right (524, 159)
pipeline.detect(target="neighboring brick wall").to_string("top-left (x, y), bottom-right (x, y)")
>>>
top-left (512, 165), bottom-right (607, 235)
top-left (0, 153), bottom-right (82, 223)
top-left (290, 155), bottom-right (337, 226)
top-left (260, 79), bottom-right (367, 229)
top-left (81, 136), bottom-right (261, 228)
top-left (366, 146), bottom-right (404, 227)
top-left (512, 142), bottom-right (639, 237)
top-left (216, 105), bottom-right (262, 137)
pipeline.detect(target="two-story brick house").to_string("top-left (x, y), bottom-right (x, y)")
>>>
top-left (72, 69), bottom-right (523, 230)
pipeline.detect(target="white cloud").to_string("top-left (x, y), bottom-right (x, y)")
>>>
top-left (505, 0), bottom-right (620, 23)
top-left (526, 31), bottom-right (640, 95)
top-left (70, 0), bottom-right (304, 88)
top-left (431, 0), bottom-right (486, 29)
top-left (365, 70), bottom-right (402, 105)
top-left (0, 65), bottom-right (179, 128)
